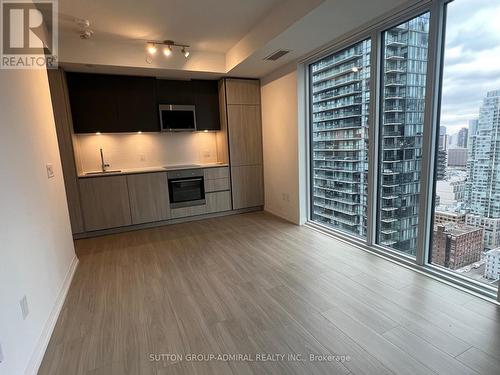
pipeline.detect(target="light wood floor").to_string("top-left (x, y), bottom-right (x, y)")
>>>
top-left (38, 212), bottom-right (500, 375)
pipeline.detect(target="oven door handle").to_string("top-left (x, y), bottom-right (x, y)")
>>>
top-left (171, 177), bottom-right (203, 183)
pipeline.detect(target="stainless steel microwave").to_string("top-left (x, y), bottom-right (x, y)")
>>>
top-left (159, 104), bottom-right (197, 132)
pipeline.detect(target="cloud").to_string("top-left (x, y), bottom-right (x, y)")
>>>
top-left (439, 0), bottom-right (500, 135)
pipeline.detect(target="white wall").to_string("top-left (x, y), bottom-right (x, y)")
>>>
top-left (75, 131), bottom-right (220, 173)
top-left (0, 69), bottom-right (77, 375)
top-left (261, 65), bottom-right (301, 224)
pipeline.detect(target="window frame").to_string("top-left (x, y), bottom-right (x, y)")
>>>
top-left (302, 0), bottom-right (500, 302)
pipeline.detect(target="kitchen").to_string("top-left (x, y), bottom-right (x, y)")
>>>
top-left (48, 71), bottom-right (264, 236)
top-left (4, 1), bottom-right (500, 374)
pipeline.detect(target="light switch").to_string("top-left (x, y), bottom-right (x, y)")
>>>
top-left (46, 164), bottom-right (55, 179)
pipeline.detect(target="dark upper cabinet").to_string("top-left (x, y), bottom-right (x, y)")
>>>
top-left (156, 79), bottom-right (220, 131)
top-left (156, 79), bottom-right (194, 106)
top-left (66, 73), bottom-right (119, 133)
top-left (67, 73), bottom-right (219, 133)
top-left (193, 80), bottom-right (221, 131)
top-left (113, 76), bottom-right (158, 132)
top-left (67, 73), bottom-right (159, 133)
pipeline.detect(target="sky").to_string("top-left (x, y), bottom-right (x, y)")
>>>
top-left (439, 0), bottom-right (500, 135)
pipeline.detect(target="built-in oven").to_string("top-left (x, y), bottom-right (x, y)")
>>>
top-left (167, 169), bottom-right (206, 208)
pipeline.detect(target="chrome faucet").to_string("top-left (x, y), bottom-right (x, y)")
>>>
top-left (100, 148), bottom-right (110, 172)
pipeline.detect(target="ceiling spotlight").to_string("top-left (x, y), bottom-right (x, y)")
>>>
top-left (147, 43), bottom-right (157, 55)
top-left (147, 40), bottom-right (190, 58)
top-left (163, 45), bottom-right (173, 57)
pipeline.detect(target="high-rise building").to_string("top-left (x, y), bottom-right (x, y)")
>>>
top-left (378, 14), bottom-right (430, 255)
top-left (448, 134), bottom-right (455, 148)
top-left (439, 126), bottom-right (448, 150)
top-left (434, 210), bottom-right (466, 225)
top-left (432, 224), bottom-right (483, 270)
top-left (467, 90), bottom-right (500, 217)
top-left (457, 127), bottom-right (468, 148)
top-left (466, 91), bottom-right (500, 242)
top-left (436, 150), bottom-right (447, 180)
top-left (435, 177), bottom-right (466, 206)
top-left (484, 248), bottom-right (500, 280)
top-left (465, 214), bottom-right (500, 249)
top-left (468, 119), bottom-right (478, 147)
top-left (310, 40), bottom-right (371, 237)
top-left (436, 125), bottom-right (447, 180)
top-left (464, 91), bottom-right (500, 250)
top-left (447, 148), bottom-right (467, 167)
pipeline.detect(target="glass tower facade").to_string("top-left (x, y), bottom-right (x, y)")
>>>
top-left (310, 39), bottom-right (371, 237)
top-left (467, 90), bottom-right (500, 218)
top-left (377, 13), bottom-right (430, 255)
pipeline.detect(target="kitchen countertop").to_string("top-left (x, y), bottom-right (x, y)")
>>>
top-left (78, 162), bottom-right (229, 178)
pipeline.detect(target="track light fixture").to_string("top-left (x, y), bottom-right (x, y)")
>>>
top-left (146, 40), bottom-right (190, 58)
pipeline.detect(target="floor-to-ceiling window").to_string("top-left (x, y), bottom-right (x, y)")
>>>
top-left (376, 13), bottom-right (430, 257)
top-left (307, 0), bottom-right (499, 301)
top-left (429, 0), bottom-right (500, 292)
top-left (310, 39), bottom-right (371, 238)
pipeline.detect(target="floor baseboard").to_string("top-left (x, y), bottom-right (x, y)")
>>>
top-left (25, 255), bottom-right (79, 375)
top-left (263, 207), bottom-right (300, 225)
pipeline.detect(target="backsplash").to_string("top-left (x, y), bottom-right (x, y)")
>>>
top-left (74, 132), bottom-right (219, 172)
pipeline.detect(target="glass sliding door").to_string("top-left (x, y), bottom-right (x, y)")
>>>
top-left (430, 0), bottom-right (500, 291)
top-left (309, 39), bottom-right (371, 238)
top-left (376, 13), bottom-right (430, 256)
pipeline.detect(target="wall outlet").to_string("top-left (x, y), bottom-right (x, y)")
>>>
top-left (0, 342), bottom-right (4, 363)
top-left (202, 150), bottom-right (211, 159)
top-left (282, 193), bottom-right (290, 203)
top-left (20, 295), bottom-right (29, 320)
top-left (46, 163), bottom-right (55, 179)
top-left (139, 153), bottom-right (146, 162)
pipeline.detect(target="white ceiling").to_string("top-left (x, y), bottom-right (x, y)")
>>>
top-left (59, 0), bottom-right (283, 52)
top-left (59, 0), bottom-right (413, 79)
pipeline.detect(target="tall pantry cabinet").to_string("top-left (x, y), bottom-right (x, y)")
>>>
top-left (219, 79), bottom-right (264, 209)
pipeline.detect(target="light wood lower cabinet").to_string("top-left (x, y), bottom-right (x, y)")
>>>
top-left (231, 165), bottom-right (264, 209)
top-left (79, 175), bottom-right (131, 231)
top-left (78, 168), bottom-right (234, 232)
top-left (170, 191), bottom-right (232, 219)
top-left (205, 177), bottom-right (230, 193)
top-left (206, 191), bottom-right (232, 213)
top-left (127, 173), bottom-right (170, 224)
top-left (204, 166), bottom-right (229, 180)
